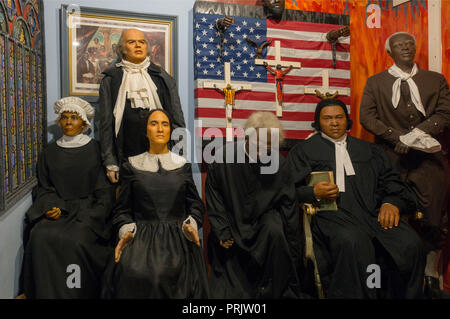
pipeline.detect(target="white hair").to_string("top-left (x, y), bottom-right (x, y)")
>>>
top-left (244, 111), bottom-right (285, 144)
top-left (385, 32), bottom-right (416, 54)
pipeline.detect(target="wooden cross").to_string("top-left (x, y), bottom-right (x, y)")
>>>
top-left (304, 69), bottom-right (349, 98)
top-left (393, 0), bottom-right (410, 7)
top-left (202, 62), bottom-right (252, 141)
top-left (255, 40), bottom-right (301, 117)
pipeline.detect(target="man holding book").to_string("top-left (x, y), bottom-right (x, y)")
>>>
top-left (287, 98), bottom-right (425, 298)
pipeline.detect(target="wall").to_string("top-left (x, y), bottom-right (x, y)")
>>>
top-left (0, 0), bottom-right (197, 298)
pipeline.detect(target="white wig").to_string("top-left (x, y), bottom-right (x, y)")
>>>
top-left (385, 32), bottom-right (416, 54)
top-left (244, 111), bottom-right (285, 144)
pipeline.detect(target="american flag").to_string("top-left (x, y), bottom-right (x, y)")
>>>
top-left (194, 13), bottom-right (351, 140)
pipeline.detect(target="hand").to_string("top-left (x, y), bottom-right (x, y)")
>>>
top-left (115, 232), bottom-right (133, 263)
top-left (220, 238), bottom-right (234, 249)
top-left (339, 26), bottom-right (350, 37)
top-left (106, 169), bottom-right (119, 183)
top-left (378, 203), bottom-right (400, 230)
top-left (45, 207), bottom-right (61, 220)
top-left (394, 141), bottom-right (409, 154)
top-left (183, 224), bottom-right (200, 247)
top-left (216, 16), bottom-right (234, 31)
top-left (313, 181), bottom-right (339, 201)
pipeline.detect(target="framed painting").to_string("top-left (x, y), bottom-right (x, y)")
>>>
top-left (60, 5), bottom-right (177, 102)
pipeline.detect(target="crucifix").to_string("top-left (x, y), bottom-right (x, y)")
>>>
top-left (202, 62), bottom-right (252, 142)
top-left (255, 40), bottom-right (301, 117)
top-left (304, 69), bottom-right (349, 99)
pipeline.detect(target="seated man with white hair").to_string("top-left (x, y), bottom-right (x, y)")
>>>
top-left (360, 31), bottom-right (450, 297)
top-left (205, 111), bottom-right (304, 298)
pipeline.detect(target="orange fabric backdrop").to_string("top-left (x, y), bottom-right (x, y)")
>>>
top-left (286, 0), bottom-right (429, 141)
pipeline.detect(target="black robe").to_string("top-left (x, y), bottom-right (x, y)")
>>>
top-left (287, 134), bottom-right (425, 299)
top-left (96, 63), bottom-right (185, 167)
top-left (22, 140), bottom-right (114, 299)
top-left (205, 141), bottom-right (303, 298)
top-left (102, 161), bottom-right (209, 298)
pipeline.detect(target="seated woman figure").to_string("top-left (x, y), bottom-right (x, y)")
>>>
top-left (103, 109), bottom-right (209, 298)
top-left (22, 97), bottom-right (114, 298)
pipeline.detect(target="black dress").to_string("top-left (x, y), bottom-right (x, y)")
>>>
top-left (22, 140), bottom-right (114, 299)
top-left (103, 155), bottom-right (209, 298)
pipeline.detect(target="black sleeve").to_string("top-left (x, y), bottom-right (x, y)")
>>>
top-left (97, 76), bottom-right (119, 167)
top-left (372, 145), bottom-right (418, 215)
top-left (274, 159), bottom-right (303, 269)
top-left (111, 163), bottom-right (136, 235)
top-left (182, 164), bottom-right (205, 227)
top-left (205, 163), bottom-right (232, 241)
top-left (163, 70), bottom-right (186, 131)
top-left (286, 143), bottom-right (316, 204)
top-left (80, 166), bottom-right (115, 240)
top-left (26, 150), bottom-right (67, 223)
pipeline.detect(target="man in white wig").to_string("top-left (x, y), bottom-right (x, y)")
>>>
top-left (21, 96), bottom-right (114, 298)
top-left (97, 28), bottom-right (185, 184)
top-left (359, 32), bottom-right (450, 297)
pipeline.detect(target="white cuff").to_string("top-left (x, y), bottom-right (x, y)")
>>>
top-left (399, 128), bottom-right (441, 153)
top-left (118, 223), bottom-right (136, 239)
top-left (107, 165), bottom-right (120, 172)
top-left (182, 216), bottom-right (198, 241)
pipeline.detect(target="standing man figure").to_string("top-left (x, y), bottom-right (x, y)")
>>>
top-left (97, 28), bottom-right (185, 183)
top-left (360, 32), bottom-right (450, 295)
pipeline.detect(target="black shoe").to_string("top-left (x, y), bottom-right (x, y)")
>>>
top-left (424, 276), bottom-right (442, 299)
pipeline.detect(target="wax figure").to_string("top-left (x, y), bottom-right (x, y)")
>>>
top-left (205, 112), bottom-right (303, 298)
top-left (287, 99), bottom-right (425, 298)
top-left (22, 97), bottom-right (114, 298)
top-left (97, 28), bottom-right (185, 184)
top-left (102, 109), bottom-right (209, 298)
top-left (360, 32), bottom-right (450, 295)
top-left (263, 62), bottom-right (293, 105)
top-left (262, 0), bottom-right (285, 21)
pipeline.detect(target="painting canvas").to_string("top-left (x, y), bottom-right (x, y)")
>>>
top-left (61, 6), bottom-right (177, 98)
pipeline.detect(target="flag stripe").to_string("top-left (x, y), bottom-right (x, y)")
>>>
top-left (196, 108), bottom-right (316, 121)
top-left (268, 37), bottom-right (350, 52)
top-left (266, 20), bottom-right (347, 34)
top-left (195, 89), bottom-right (352, 104)
top-left (198, 117), bottom-right (315, 130)
top-left (198, 127), bottom-right (314, 140)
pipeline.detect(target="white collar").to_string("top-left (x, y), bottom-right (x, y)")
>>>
top-left (321, 132), bottom-right (355, 192)
top-left (56, 134), bottom-right (92, 148)
top-left (113, 57), bottom-right (162, 136)
top-left (128, 151), bottom-right (186, 172)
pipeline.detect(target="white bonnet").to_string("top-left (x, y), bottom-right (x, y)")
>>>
top-left (54, 96), bottom-right (94, 131)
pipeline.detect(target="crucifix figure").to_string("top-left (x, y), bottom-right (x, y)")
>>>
top-left (255, 40), bottom-right (301, 117)
top-left (203, 62), bottom-right (252, 141)
top-left (264, 62), bottom-right (293, 111)
top-left (304, 69), bottom-right (349, 99)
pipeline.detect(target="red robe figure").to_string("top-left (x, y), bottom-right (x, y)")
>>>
top-left (264, 62), bottom-right (293, 105)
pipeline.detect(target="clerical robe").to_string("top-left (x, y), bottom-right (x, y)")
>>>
top-left (287, 134), bottom-right (425, 299)
top-left (205, 141), bottom-right (303, 299)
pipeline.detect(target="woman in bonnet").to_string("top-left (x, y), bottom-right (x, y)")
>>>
top-left (21, 96), bottom-right (114, 298)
